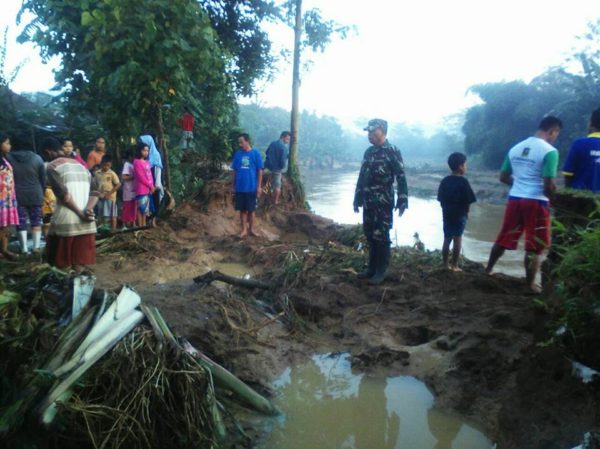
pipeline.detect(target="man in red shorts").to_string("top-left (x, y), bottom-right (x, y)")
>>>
top-left (485, 116), bottom-right (562, 292)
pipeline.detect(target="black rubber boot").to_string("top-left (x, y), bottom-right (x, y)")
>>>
top-left (357, 242), bottom-right (377, 279)
top-left (369, 242), bottom-right (390, 285)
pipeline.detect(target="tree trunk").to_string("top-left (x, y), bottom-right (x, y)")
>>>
top-left (110, 138), bottom-right (122, 166)
top-left (152, 102), bottom-right (171, 192)
top-left (288, 0), bottom-right (305, 206)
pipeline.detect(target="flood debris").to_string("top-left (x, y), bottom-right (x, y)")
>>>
top-left (3, 182), bottom-right (598, 449)
top-left (194, 269), bottom-right (272, 290)
top-left (0, 265), bottom-right (278, 448)
top-left (71, 275), bottom-right (95, 319)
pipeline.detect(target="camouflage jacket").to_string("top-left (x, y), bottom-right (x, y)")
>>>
top-left (353, 139), bottom-right (408, 210)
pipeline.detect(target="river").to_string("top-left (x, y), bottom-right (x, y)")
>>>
top-left (302, 169), bottom-right (526, 278)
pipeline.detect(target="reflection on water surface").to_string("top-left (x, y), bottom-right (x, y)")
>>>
top-left (263, 353), bottom-right (494, 449)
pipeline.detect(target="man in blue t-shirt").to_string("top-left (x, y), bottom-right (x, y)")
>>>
top-left (563, 108), bottom-right (600, 192)
top-left (231, 133), bottom-right (264, 238)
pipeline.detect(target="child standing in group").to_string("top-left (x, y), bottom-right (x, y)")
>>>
top-left (120, 149), bottom-right (136, 228)
top-left (62, 138), bottom-right (89, 169)
top-left (42, 183), bottom-right (56, 239)
top-left (0, 134), bottom-right (19, 260)
top-left (94, 154), bottom-right (121, 230)
top-left (437, 152), bottom-right (476, 271)
top-left (133, 142), bottom-right (155, 227)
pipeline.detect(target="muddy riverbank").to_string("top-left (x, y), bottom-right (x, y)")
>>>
top-left (88, 176), bottom-right (598, 449)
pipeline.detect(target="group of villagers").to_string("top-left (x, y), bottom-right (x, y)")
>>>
top-left (3, 107), bottom-right (599, 286)
top-left (0, 133), bottom-right (164, 270)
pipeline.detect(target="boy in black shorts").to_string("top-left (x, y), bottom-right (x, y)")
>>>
top-left (437, 152), bottom-right (476, 271)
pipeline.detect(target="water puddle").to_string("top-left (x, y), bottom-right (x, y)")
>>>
top-left (262, 353), bottom-right (494, 449)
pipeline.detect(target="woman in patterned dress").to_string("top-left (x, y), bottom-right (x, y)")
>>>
top-left (0, 133), bottom-right (19, 260)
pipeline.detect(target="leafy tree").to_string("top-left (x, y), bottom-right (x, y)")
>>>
top-left (462, 18), bottom-right (600, 169)
top-left (200, 0), bottom-right (280, 96)
top-left (18, 0), bottom-right (286, 193)
top-left (238, 103), bottom-right (289, 149)
top-left (462, 79), bottom-right (577, 168)
top-left (20, 0), bottom-right (234, 190)
top-left (0, 27), bottom-right (68, 151)
top-left (239, 103), bottom-right (354, 167)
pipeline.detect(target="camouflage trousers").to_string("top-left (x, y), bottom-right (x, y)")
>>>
top-left (363, 205), bottom-right (393, 243)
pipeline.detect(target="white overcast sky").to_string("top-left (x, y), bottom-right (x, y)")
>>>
top-left (1, 0), bottom-right (598, 129)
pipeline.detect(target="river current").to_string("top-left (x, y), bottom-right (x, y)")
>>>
top-left (302, 169), bottom-right (526, 278)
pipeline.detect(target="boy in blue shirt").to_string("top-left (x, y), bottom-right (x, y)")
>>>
top-left (437, 152), bottom-right (476, 271)
top-left (231, 133), bottom-right (263, 238)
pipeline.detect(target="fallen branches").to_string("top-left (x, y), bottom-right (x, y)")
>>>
top-left (143, 305), bottom-right (280, 416)
top-left (193, 270), bottom-right (272, 290)
top-left (1, 270), bottom-right (279, 449)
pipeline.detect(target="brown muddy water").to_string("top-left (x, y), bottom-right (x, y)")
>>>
top-left (303, 169), bottom-right (527, 278)
top-left (261, 353), bottom-right (494, 449)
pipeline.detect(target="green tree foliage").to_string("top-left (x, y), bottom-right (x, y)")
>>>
top-left (18, 0), bottom-right (284, 193)
top-left (20, 0), bottom-right (234, 188)
top-left (0, 27), bottom-right (68, 151)
top-left (462, 81), bottom-right (566, 168)
top-left (463, 18), bottom-right (600, 169)
top-left (238, 104), bottom-right (289, 149)
top-left (201, 0), bottom-right (279, 96)
top-left (239, 103), bottom-right (357, 168)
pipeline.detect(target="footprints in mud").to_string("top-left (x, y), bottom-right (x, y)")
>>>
top-left (395, 325), bottom-right (439, 346)
top-left (351, 346), bottom-right (410, 369)
top-left (489, 311), bottom-right (512, 328)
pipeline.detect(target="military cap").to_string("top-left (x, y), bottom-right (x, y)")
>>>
top-left (363, 118), bottom-right (388, 134)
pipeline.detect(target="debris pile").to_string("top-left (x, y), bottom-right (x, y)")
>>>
top-left (0, 265), bottom-right (278, 449)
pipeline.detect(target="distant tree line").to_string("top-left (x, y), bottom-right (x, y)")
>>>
top-left (239, 104), bottom-right (463, 169)
top-left (463, 19), bottom-right (600, 169)
top-left (239, 104), bottom-right (357, 168)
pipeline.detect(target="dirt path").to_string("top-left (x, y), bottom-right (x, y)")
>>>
top-left (92, 184), bottom-right (598, 449)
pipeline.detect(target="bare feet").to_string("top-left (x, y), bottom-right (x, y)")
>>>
top-left (239, 230), bottom-right (248, 239)
top-left (248, 229), bottom-right (259, 237)
top-left (451, 266), bottom-right (463, 272)
top-left (527, 283), bottom-right (542, 294)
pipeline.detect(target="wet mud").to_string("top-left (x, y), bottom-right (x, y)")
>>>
top-left (92, 180), bottom-right (598, 449)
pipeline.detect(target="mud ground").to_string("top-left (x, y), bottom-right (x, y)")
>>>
top-left (93, 178), bottom-right (598, 449)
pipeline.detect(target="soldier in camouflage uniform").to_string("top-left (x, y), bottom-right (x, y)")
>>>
top-left (353, 119), bottom-right (408, 284)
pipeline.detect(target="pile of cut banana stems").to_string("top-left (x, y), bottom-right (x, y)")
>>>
top-left (0, 275), bottom-right (278, 448)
